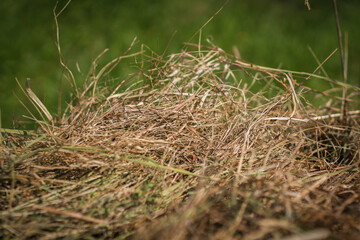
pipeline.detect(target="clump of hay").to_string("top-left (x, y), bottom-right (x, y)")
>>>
top-left (1, 42), bottom-right (360, 240)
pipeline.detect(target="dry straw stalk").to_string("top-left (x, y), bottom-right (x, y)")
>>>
top-left (1, 42), bottom-right (360, 240)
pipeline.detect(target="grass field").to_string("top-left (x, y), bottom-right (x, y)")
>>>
top-left (0, 0), bottom-right (359, 128)
top-left (1, 1), bottom-right (360, 239)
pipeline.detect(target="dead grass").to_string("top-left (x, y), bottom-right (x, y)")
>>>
top-left (1, 42), bottom-right (360, 240)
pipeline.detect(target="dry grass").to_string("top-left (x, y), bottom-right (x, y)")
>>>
top-left (1, 42), bottom-right (360, 240)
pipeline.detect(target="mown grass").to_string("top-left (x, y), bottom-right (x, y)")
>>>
top-left (1, 0), bottom-right (359, 128)
top-left (1, 1), bottom-right (360, 239)
top-left (1, 34), bottom-right (360, 239)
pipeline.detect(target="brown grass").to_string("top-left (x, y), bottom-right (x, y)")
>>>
top-left (1, 42), bottom-right (360, 240)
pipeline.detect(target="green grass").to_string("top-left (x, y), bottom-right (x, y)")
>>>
top-left (0, 0), bottom-right (359, 128)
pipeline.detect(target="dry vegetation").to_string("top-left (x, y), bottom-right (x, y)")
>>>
top-left (1, 42), bottom-right (360, 240)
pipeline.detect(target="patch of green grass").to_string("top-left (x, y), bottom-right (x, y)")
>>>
top-left (1, 0), bottom-right (359, 128)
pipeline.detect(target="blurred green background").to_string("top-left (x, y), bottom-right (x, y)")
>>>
top-left (0, 0), bottom-right (359, 129)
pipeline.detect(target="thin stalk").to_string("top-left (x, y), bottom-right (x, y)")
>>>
top-left (332, 0), bottom-right (347, 122)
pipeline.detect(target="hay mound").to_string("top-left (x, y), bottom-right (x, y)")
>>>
top-left (1, 43), bottom-right (360, 240)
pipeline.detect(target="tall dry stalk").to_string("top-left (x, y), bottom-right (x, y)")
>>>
top-left (332, 0), bottom-right (348, 122)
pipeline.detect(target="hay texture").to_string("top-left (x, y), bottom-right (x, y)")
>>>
top-left (1, 43), bottom-right (360, 240)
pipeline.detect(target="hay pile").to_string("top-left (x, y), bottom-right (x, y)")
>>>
top-left (1, 43), bottom-right (360, 240)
